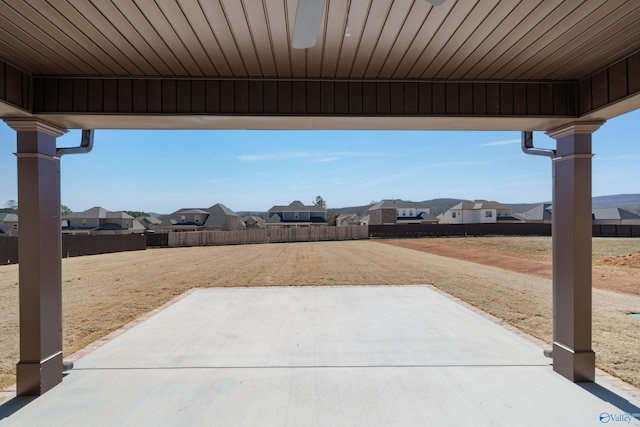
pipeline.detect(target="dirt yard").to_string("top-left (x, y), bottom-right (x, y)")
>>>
top-left (0, 237), bottom-right (639, 392)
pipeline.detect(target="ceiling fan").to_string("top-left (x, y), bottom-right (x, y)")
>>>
top-left (292, 0), bottom-right (446, 49)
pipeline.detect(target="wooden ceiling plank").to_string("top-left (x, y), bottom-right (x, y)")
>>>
top-left (349, 0), bottom-right (392, 78)
top-left (421, 0), bottom-right (501, 79)
top-left (178, 2), bottom-right (231, 76)
top-left (535, 6), bottom-right (640, 80)
top-left (66, 0), bottom-right (151, 75)
top-left (242, 0), bottom-right (277, 77)
top-left (264, 0), bottom-right (292, 77)
top-left (219, 0), bottom-right (262, 77)
top-left (320, 0), bottom-right (349, 78)
top-left (26, 2), bottom-right (124, 73)
top-left (132, 0), bottom-right (201, 76)
top-left (0, 1), bottom-right (89, 74)
top-left (438, 1), bottom-right (520, 79)
top-left (391, 0), bottom-right (455, 79)
top-left (552, 22), bottom-right (640, 81)
top-left (158, 1), bottom-right (219, 77)
top-left (0, 31), bottom-right (58, 74)
top-left (458, 0), bottom-right (547, 79)
top-left (513, 1), bottom-right (637, 79)
top-left (110, 1), bottom-right (184, 76)
top-left (335, 0), bottom-right (371, 78)
top-left (407, 0), bottom-right (480, 79)
top-left (200, 0), bottom-right (248, 77)
top-left (364, 0), bottom-right (415, 78)
top-left (473, 0), bottom-right (581, 79)
top-left (80, 1), bottom-right (169, 75)
top-left (495, 0), bottom-right (614, 80)
top-left (378, 0), bottom-right (432, 78)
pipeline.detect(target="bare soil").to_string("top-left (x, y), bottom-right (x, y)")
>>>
top-left (1, 237), bottom-right (639, 392)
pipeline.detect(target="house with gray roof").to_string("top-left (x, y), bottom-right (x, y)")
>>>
top-left (336, 213), bottom-right (366, 227)
top-left (0, 213), bottom-right (18, 236)
top-left (62, 207), bottom-right (144, 235)
top-left (438, 200), bottom-right (520, 224)
top-left (243, 215), bottom-right (266, 229)
top-left (519, 204), bottom-right (640, 225)
top-left (592, 207), bottom-right (640, 224)
top-left (155, 203), bottom-right (245, 232)
top-left (266, 200), bottom-right (327, 228)
top-left (520, 203), bottom-right (553, 223)
top-left (136, 215), bottom-right (162, 230)
top-left (368, 199), bottom-right (438, 225)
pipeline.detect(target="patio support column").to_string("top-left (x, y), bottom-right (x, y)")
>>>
top-left (546, 121), bottom-right (603, 382)
top-left (4, 118), bottom-right (67, 395)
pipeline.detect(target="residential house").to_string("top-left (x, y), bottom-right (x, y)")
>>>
top-left (266, 201), bottom-right (327, 228)
top-left (136, 215), bottom-right (162, 230)
top-left (592, 208), bottom-right (640, 225)
top-left (336, 213), bottom-right (364, 227)
top-left (368, 199), bottom-right (438, 225)
top-left (62, 207), bottom-right (145, 235)
top-left (243, 215), bottom-right (266, 229)
top-left (438, 200), bottom-right (519, 224)
top-left (520, 203), bottom-right (553, 223)
top-left (155, 203), bottom-right (245, 232)
top-left (0, 213), bottom-right (18, 236)
top-left (520, 204), bottom-right (640, 225)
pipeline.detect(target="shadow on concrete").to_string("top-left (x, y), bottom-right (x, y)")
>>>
top-left (0, 397), bottom-right (36, 420)
top-left (579, 382), bottom-right (640, 420)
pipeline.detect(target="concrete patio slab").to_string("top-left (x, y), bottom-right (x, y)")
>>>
top-left (1, 285), bottom-right (639, 426)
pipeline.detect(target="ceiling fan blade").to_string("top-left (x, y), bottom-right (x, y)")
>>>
top-left (425, 0), bottom-right (446, 5)
top-left (292, 0), bottom-right (326, 49)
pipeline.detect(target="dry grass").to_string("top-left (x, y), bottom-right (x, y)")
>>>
top-left (1, 237), bottom-right (639, 392)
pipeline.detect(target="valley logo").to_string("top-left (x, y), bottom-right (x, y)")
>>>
top-left (599, 411), bottom-right (640, 424)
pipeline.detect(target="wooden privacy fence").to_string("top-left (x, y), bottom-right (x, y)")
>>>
top-left (369, 223), bottom-right (640, 238)
top-left (1, 234), bottom-right (146, 265)
top-left (168, 225), bottom-right (369, 247)
top-left (0, 236), bottom-right (18, 265)
top-left (592, 224), bottom-right (640, 237)
top-left (368, 223), bottom-right (553, 238)
top-left (62, 234), bottom-right (146, 257)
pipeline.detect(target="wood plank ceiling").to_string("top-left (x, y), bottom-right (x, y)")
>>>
top-left (1, 0), bottom-right (639, 81)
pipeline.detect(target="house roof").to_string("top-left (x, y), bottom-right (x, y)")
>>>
top-left (521, 205), bottom-right (640, 221)
top-left (266, 214), bottom-right (282, 223)
top-left (0, 213), bottom-right (18, 222)
top-left (592, 208), bottom-right (640, 220)
top-left (63, 207), bottom-right (133, 220)
top-left (243, 215), bottom-right (266, 226)
top-left (268, 201), bottom-right (326, 213)
top-left (448, 200), bottom-right (511, 211)
top-left (157, 203), bottom-right (242, 229)
top-left (522, 203), bottom-right (553, 221)
top-left (202, 203), bottom-right (243, 229)
top-left (138, 216), bottom-right (162, 225)
top-left (368, 199), bottom-right (431, 210)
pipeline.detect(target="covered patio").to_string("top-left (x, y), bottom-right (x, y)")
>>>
top-left (0, 0), bottom-right (640, 397)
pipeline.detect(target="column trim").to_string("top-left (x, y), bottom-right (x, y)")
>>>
top-left (546, 121), bottom-right (604, 139)
top-left (14, 152), bottom-right (60, 161)
top-left (552, 153), bottom-right (595, 162)
top-left (4, 117), bottom-right (67, 138)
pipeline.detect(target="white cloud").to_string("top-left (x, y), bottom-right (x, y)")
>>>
top-left (427, 160), bottom-right (490, 168)
top-left (479, 139), bottom-right (520, 147)
top-left (237, 150), bottom-right (387, 162)
top-left (237, 152), bottom-right (311, 161)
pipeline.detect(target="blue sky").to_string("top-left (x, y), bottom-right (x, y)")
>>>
top-left (1, 110), bottom-right (639, 214)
